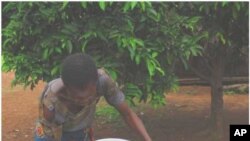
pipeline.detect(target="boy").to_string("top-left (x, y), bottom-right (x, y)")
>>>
top-left (34, 53), bottom-right (152, 141)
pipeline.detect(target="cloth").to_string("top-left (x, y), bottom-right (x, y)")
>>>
top-left (34, 68), bottom-right (125, 140)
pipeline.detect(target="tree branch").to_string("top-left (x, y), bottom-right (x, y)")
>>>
top-left (189, 64), bottom-right (211, 83)
top-left (201, 57), bottom-right (213, 72)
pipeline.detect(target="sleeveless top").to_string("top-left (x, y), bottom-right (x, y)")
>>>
top-left (37, 69), bottom-right (125, 139)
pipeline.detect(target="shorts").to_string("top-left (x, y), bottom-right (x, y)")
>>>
top-left (34, 125), bottom-right (89, 141)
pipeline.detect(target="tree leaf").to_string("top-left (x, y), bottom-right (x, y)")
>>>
top-left (216, 32), bottom-right (226, 45)
top-left (60, 1), bottom-right (69, 11)
top-left (42, 48), bottom-right (49, 60)
top-left (128, 46), bottom-right (135, 60)
top-left (140, 2), bottom-right (146, 11)
top-left (146, 59), bottom-right (156, 76)
top-left (99, 1), bottom-right (106, 11)
top-left (134, 38), bottom-right (144, 47)
top-left (51, 66), bottom-right (59, 75)
top-left (55, 47), bottom-right (62, 54)
top-left (156, 67), bottom-right (165, 76)
top-left (235, 3), bottom-right (241, 11)
top-left (123, 3), bottom-right (130, 13)
top-left (67, 40), bottom-right (73, 53)
top-left (222, 2), bottom-right (228, 7)
top-left (130, 2), bottom-right (137, 10)
top-left (81, 40), bottom-right (88, 52)
top-left (126, 19), bottom-right (134, 32)
top-left (152, 52), bottom-right (158, 58)
top-left (135, 55), bottom-right (141, 65)
top-left (81, 2), bottom-right (88, 9)
top-left (107, 69), bottom-right (117, 80)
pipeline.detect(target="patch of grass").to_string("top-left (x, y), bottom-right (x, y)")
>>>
top-left (224, 89), bottom-right (248, 95)
top-left (96, 105), bottom-right (119, 122)
top-left (95, 104), bottom-right (120, 124)
top-left (185, 90), bottom-right (197, 95)
top-left (224, 90), bottom-right (237, 95)
top-left (223, 84), bottom-right (248, 95)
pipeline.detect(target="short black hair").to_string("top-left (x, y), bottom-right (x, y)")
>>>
top-left (61, 53), bottom-right (98, 89)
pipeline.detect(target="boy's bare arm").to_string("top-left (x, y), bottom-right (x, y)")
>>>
top-left (115, 102), bottom-right (152, 141)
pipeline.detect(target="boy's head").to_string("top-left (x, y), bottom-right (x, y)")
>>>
top-left (61, 53), bottom-right (98, 89)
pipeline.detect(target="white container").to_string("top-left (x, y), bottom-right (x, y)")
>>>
top-left (96, 138), bottom-right (129, 141)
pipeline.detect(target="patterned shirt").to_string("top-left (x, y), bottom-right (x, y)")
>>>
top-left (37, 69), bottom-right (124, 138)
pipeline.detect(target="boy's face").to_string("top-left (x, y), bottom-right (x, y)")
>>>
top-left (63, 84), bottom-right (97, 106)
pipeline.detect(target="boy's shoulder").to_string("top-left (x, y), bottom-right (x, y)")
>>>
top-left (48, 78), bottom-right (64, 94)
top-left (97, 68), bottom-right (114, 86)
top-left (42, 78), bottom-right (64, 105)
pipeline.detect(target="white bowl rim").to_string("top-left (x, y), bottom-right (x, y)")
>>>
top-left (96, 138), bottom-right (129, 141)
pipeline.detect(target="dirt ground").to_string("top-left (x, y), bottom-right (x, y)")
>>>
top-left (2, 72), bottom-right (249, 141)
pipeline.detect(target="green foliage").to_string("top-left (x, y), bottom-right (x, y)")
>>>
top-left (179, 2), bottom-right (248, 77)
top-left (2, 2), bottom-right (206, 106)
top-left (198, 2), bottom-right (248, 47)
top-left (124, 83), bottom-right (142, 106)
top-left (179, 2), bottom-right (249, 135)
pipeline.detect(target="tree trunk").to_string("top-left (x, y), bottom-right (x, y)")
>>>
top-left (209, 53), bottom-right (225, 141)
top-left (189, 46), bottom-right (228, 140)
top-left (210, 80), bottom-right (224, 141)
